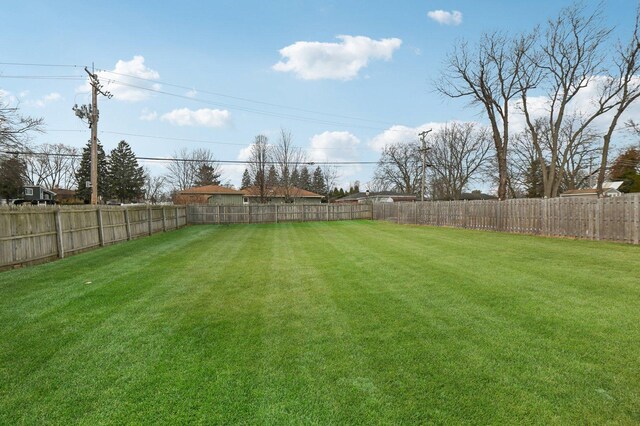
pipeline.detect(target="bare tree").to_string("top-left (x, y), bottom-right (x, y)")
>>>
top-left (437, 31), bottom-right (535, 200)
top-left (518, 3), bottom-right (618, 198)
top-left (373, 142), bottom-right (422, 193)
top-left (247, 134), bottom-right (271, 203)
top-left (321, 165), bottom-right (339, 199)
top-left (273, 128), bottom-right (305, 201)
top-left (427, 122), bottom-right (492, 200)
top-left (166, 147), bottom-right (221, 191)
top-left (166, 148), bottom-right (193, 191)
top-left (0, 98), bottom-right (44, 151)
top-left (509, 117), bottom-right (599, 197)
top-left (24, 143), bottom-right (79, 189)
top-left (143, 168), bottom-right (167, 204)
top-left (596, 7), bottom-right (640, 192)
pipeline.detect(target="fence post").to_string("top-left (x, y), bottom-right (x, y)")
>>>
top-left (97, 206), bottom-right (105, 246)
top-left (302, 204), bottom-right (306, 222)
top-left (634, 194), bottom-right (639, 245)
top-left (595, 198), bottom-right (601, 241)
top-left (124, 208), bottom-right (131, 240)
top-left (326, 204), bottom-right (330, 221)
top-left (148, 206), bottom-right (153, 235)
top-left (54, 208), bottom-right (64, 259)
top-left (463, 201), bottom-right (468, 229)
top-left (162, 207), bottom-right (167, 232)
top-left (248, 204), bottom-right (252, 224)
top-left (175, 207), bottom-right (179, 228)
top-left (398, 203), bottom-right (401, 224)
top-left (275, 204), bottom-right (278, 224)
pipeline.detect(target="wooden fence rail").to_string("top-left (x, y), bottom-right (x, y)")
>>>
top-left (0, 205), bottom-right (187, 270)
top-left (186, 203), bottom-right (372, 224)
top-left (3, 196), bottom-right (636, 270)
top-left (373, 194), bottom-right (640, 245)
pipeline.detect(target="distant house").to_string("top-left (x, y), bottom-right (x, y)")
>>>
top-left (457, 190), bottom-right (498, 201)
top-left (334, 191), bottom-right (417, 204)
top-left (174, 185), bottom-right (324, 205)
top-left (13, 186), bottom-right (57, 204)
top-left (52, 188), bottom-right (83, 205)
top-left (241, 186), bottom-right (323, 204)
top-left (560, 181), bottom-right (623, 199)
top-left (174, 185), bottom-right (245, 205)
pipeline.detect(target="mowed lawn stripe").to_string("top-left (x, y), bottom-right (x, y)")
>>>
top-left (297, 221), bottom-right (640, 423)
top-left (0, 221), bottom-right (638, 424)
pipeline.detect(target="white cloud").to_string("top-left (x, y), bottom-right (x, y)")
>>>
top-left (427, 10), bottom-right (463, 26)
top-left (160, 108), bottom-right (231, 128)
top-left (139, 108), bottom-right (158, 121)
top-left (77, 55), bottom-right (160, 102)
top-left (308, 131), bottom-right (361, 182)
top-left (308, 131), bottom-right (360, 162)
top-left (18, 90), bottom-right (29, 98)
top-left (273, 35), bottom-right (402, 80)
top-left (0, 89), bottom-right (18, 105)
top-left (509, 75), bottom-right (640, 135)
top-left (25, 92), bottom-right (62, 108)
top-left (369, 122), bottom-right (450, 152)
top-left (186, 89), bottom-right (197, 98)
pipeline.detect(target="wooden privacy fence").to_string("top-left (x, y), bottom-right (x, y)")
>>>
top-left (373, 194), bottom-right (640, 245)
top-left (0, 205), bottom-right (187, 269)
top-left (187, 203), bottom-right (372, 224)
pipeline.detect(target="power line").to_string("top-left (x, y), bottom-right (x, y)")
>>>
top-left (48, 128), bottom-right (350, 151)
top-left (0, 149), bottom-right (379, 166)
top-left (101, 77), bottom-right (395, 131)
top-left (97, 69), bottom-right (397, 126)
top-left (0, 75), bottom-right (84, 80)
top-left (0, 62), bottom-right (84, 68)
top-left (1, 60), bottom-right (408, 132)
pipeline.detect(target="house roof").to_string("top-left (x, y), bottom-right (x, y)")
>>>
top-left (458, 192), bottom-right (498, 201)
top-left (338, 191), bottom-right (416, 201)
top-left (562, 189), bottom-right (599, 195)
top-left (242, 186), bottom-right (323, 198)
top-left (600, 181), bottom-right (624, 190)
top-left (52, 188), bottom-right (76, 196)
top-left (179, 185), bottom-right (244, 195)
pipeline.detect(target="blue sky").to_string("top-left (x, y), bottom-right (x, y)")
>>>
top-left (0, 0), bottom-right (636, 188)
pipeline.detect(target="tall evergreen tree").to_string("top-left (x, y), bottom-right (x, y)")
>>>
top-left (290, 168), bottom-right (300, 188)
top-left (524, 159), bottom-right (545, 198)
top-left (241, 168), bottom-right (252, 189)
top-left (194, 164), bottom-right (221, 186)
top-left (311, 166), bottom-right (326, 195)
top-left (0, 155), bottom-right (26, 200)
top-left (106, 140), bottom-right (145, 203)
top-left (267, 165), bottom-right (279, 188)
top-left (75, 140), bottom-right (108, 203)
top-left (298, 166), bottom-right (311, 191)
top-left (610, 147), bottom-right (640, 193)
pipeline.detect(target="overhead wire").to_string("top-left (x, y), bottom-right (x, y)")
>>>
top-left (0, 150), bottom-right (379, 167)
top-left (48, 129), bottom-right (350, 151)
top-left (0, 61), bottom-right (402, 129)
top-left (100, 77), bottom-right (396, 131)
top-left (97, 68), bottom-right (397, 126)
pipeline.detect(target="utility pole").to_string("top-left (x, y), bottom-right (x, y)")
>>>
top-left (418, 129), bottom-right (432, 202)
top-left (74, 66), bottom-right (112, 205)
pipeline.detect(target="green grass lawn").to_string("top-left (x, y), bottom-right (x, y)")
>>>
top-left (1, 221), bottom-right (639, 424)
